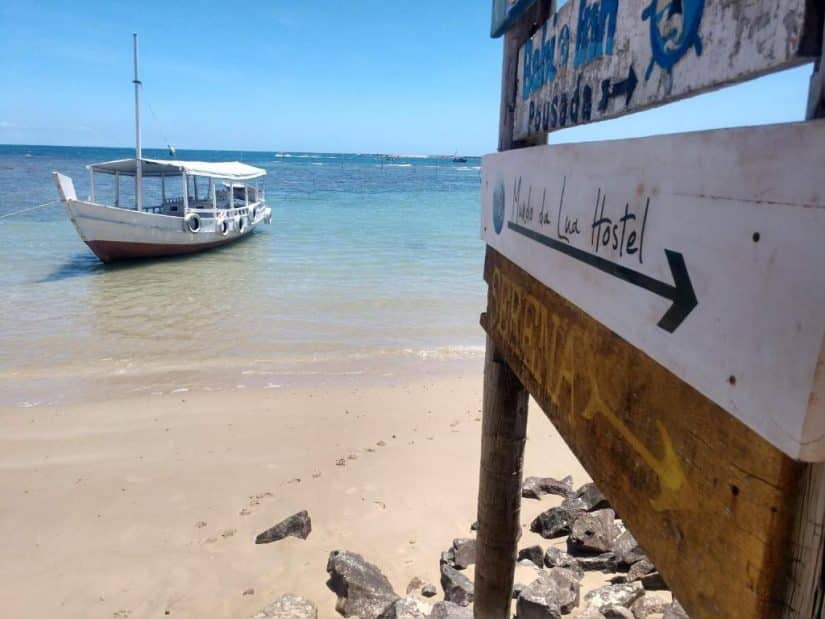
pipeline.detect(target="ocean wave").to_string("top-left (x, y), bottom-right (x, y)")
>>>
top-left (379, 163), bottom-right (412, 168)
top-left (456, 166), bottom-right (481, 171)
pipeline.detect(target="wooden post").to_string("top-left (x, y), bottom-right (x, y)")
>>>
top-left (475, 4), bottom-right (550, 618)
top-left (475, 336), bottom-right (529, 619)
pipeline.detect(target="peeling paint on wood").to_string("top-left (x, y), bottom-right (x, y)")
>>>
top-left (514, 0), bottom-right (823, 140)
top-left (481, 121), bottom-right (825, 461)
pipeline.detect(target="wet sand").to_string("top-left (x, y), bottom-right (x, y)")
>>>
top-left (0, 370), bottom-right (621, 618)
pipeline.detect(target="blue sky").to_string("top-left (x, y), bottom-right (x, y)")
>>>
top-left (0, 0), bottom-right (815, 154)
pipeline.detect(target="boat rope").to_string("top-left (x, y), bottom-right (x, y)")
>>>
top-left (0, 199), bottom-right (60, 219)
top-left (144, 91), bottom-right (176, 157)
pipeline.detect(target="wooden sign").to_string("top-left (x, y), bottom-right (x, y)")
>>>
top-left (491, 0), bottom-right (540, 38)
top-left (514, 0), bottom-right (823, 140)
top-left (480, 121), bottom-right (825, 461)
top-left (481, 246), bottom-right (803, 618)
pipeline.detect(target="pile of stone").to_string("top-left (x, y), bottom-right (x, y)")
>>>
top-left (244, 478), bottom-right (689, 619)
top-left (513, 476), bottom-right (687, 618)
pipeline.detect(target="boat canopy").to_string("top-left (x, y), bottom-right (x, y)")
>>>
top-left (88, 158), bottom-right (266, 181)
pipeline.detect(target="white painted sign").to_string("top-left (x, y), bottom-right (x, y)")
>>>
top-left (515, 0), bottom-right (821, 140)
top-left (481, 121), bottom-right (825, 461)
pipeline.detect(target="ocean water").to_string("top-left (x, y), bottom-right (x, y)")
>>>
top-left (0, 145), bottom-right (486, 406)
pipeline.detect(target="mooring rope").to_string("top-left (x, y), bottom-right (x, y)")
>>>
top-left (0, 200), bottom-right (60, 219)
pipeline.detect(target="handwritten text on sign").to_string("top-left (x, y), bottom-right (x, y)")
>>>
top-left (514, 0), bottom-right (821, 140)
top-left (480, 121), bottom-right (825, 461)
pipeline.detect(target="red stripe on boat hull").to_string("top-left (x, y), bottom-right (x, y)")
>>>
top-left (86, 236), bottom-right (244, 263)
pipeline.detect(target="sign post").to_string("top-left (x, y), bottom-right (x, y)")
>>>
top-left (476, 1), bottom-right (825, 617)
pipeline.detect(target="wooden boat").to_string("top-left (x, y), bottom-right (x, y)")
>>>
top-left (52, 34), bottom-right (271, 263)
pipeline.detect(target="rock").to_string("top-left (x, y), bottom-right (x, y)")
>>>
top-left (512, 582), bottom-right (526, 599)
top-left (630, 595), bottom-right (670, 618)
top-left (612, 530), bottom-right (645, 566)
top-left (451, 538), bottom-right (476, 570)
top-left (530, 506), bottom-right (585, 539)
top-left (429, 601), bottom-right (473, 619)
top-left (440, 563), bottom-right (474, 606)
top-left (602, 606), bottom-right (634, 619)
top-left (406, 577), bottom-right (424, 595)
top-left (518, 544), bottom-right (545, 568)
top-left (378, 596), bottom-right (432, 619)
top-left (574, 608), bottom-right (606, 619)
top-left (326, 550), bottom-right (399, 619)
top-left (421, 584), bottom-right (437, 598)
top-left (577, 552), bottom-right (618, 572)
top-left (470, 521), bottom-right (479, 531)
top-left (247, 594), bottom-right (317, 619)
top-left (584, 583), bottom-right (644, 612)
top-left (663, 600), bottom-right (689, 619)
top-left (560, 496), bottom-right (589, 512)
top-left (440, 549), bottom-right (455, 567)
top-left (640, 572), bottom-right (667, 591)
top-left (575, 483), bottom-right (610, 511)
top-left (568, 509), bottom-right (620, 554)
top-left (522, 475), bottom-right (574, 500)
top-left (543, 547), bottom-right (583, 577)
top-left (627, 559), bottom-right (656, 582)
top-left (255, 510), bottom-right (312, 544)
top-left (516, 568), bottom-right (581, 618)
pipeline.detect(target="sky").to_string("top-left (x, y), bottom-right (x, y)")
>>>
top-left (0, 0), bottom-right (815, 155)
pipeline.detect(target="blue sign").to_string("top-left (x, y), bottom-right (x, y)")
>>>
top-left (642, 0), bottom-right (705, 80)
top-left (491, 0), bottom-right (542, 38)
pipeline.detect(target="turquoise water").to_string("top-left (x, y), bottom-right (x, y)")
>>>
top-left (0, 145), bottom-right (486, 405)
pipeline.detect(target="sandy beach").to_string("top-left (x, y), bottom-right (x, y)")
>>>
top-left (0, 367), bottom-right (617, 618)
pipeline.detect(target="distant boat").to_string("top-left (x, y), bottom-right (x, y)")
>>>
top-left (451, 151), bottom-right (468, 163)
top-left (52, 34), bottom-right (271, 263)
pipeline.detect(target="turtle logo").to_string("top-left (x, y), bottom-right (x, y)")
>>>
top-left (642, 0), bottom-right (704, 81)
top-left (492, 182), bottom-right (506, 235)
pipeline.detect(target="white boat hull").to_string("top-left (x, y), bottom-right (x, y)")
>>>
top-left (63, 199), bottom-right (271, 263)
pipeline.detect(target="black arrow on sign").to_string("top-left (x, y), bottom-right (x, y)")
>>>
top-left (507, 221), bottom-right (698, 333)
top-left (598, 65), bottom-right (639, 113)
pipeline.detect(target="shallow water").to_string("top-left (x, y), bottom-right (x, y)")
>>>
top-left (0, 145), bottom-right (486, 405)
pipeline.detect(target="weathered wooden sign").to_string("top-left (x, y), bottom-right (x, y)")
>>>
top-left (481, 120), bottom-right (825, 461)
top-left (514, 0), bottom-right (824, 139)
top-left (481, 246), bottom-right (804, 618)
top-left (490, 0), bottom-right (540, 37)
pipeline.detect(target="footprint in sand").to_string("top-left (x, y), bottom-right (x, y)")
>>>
top-left (312, 472), bottom-right (322, 478)
top-left (336, 458), bottom-right (346, 466)
top-left (194, 521), bottom-right (207, 528)
top-left (239, 508), bottom-right (251, 516)
top-left (347, 453), bottom-right (358, 461)
top-left (221, 528), bottom-right (236, 538)
top-left (376, 440), bottom-right (387, 447)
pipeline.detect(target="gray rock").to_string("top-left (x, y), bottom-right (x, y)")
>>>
top-left (568, 509), bottom-right (620, 554)
top-left (516, 568), bottom-right (581, 618)
top-left (513, 582), bottom-right (526, 599)
top-left (602, 607), bottom-right (634, 619)
top-left (584, 583), bottom-right (644, 612)
top-left (640, 572), bottom-right (667, 591)
top-left (326, 550), bottom-right (399, 619)
top-left (543, 547), bottom-right (583, 577)
top-left (429, 601), bottom-right (473, 619)
top-left (440, 563), bottom-right (473, 606)
top-left (255, 510), bottom-right (312, 544)
top-left (378, 596), bottom-right (432, 619)
top-left (663, 600), bottom-right (689, 619)
top-left (575, 483), bottom-right (610, 511)
top-left (522, 475), bottom-right (574, 500)
top-left (627, 559), bottom-right (656, 582)
top-left (440, 549), bottom-right (455, 567)
top-left (612, 530), bottom-right (645, 566)
top-left (630, 595), bottom-right (669, 618)
top-left (247, 594), bottom-right (317, 619)
top-left (421, 584), bottom-right (437, 598)
top-left (530, 506), bottom-right (585, 539)
top-left (560, 496), bottom-right (589, 512)
top-left (470, 521), bottom-right (479, 531)
top-left (518, 544), bottom-right (545, 568)
top-left (574, 608), bottom-right (606, 619)
top-left (577, 552), bottom-right (619, 572)
top-left (451, 538), bottom-right (476, 570)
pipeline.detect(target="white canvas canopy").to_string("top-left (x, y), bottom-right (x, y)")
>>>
top-left (88, 158), bottom-right (266, 181)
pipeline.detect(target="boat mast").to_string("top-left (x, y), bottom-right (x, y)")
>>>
top-left (133, 33), bottom-right (143, 212)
